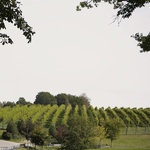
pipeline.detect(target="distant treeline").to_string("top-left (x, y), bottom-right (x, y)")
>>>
top-left (0, 92), bottom-right (90, 108)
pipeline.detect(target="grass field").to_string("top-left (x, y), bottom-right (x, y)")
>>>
top-left (1, 128), bottom-right (150, 150)
top-left (17, 134), bottom-right (150, 150)
top-left (102, 134), bottom-right (150, 149)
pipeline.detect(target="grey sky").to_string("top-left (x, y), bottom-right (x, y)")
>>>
top-left (0, 0), bottom-right (150, 108)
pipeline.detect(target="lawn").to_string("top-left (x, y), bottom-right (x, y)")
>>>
top-left (17, 134), bottom-right (150, 150)
top-left (96, 134), bottom-right (150, 150)
top-left (111, 134), bottom-right (150, 149)
top-left (1, 128), bottom-right (150, 150)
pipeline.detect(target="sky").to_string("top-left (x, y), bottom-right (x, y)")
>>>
top-left (0, 0), bottom-right (150, 108)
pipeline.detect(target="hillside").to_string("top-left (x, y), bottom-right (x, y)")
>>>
top-left (0, 105), bottom-right (149, 135)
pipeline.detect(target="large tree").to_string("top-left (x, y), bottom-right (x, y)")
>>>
top-left (55, 93), bottom-right (69, 106)
top-left (77, 0), bottom-right (150, 52)
top-left (17, 118), bottom-right (35, 142)
top-left (60, 115), bottom-right (97, 150)
top-left (31, 125), bottom-right (48, 149)
top-left (34, 92), bottom-right (57, 105)
top-left (0, 0), bottom-right (35, 45)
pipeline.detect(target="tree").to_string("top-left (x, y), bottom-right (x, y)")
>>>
top-left (99, 107), bottom-right (109, 122)
top-left (16, 97), bottom-right (27, 105)
top-left (123, 108), bottom-right (140, 134)
top-left (17, 118), bottom-right (35, 146)
top-left (95, 125), bottom-right (106, 148)
top-left (0, 118), bottom-right (3, 129)
top-left (16, 97), bottom-right (32, 106)
top-left (77, 0), bottom-right (150, 52)
top-left (0, 0), bottom-right (35, 45)
top-left (2, 121), bottom-right (19, 140)
top-left (133, 108), bottom-right (150, 133)
top-left (105, 119), bottom-right (122, 147)
top-left (60, 115), bottom-right (97, 150)
top-left (55, 93), bottom-right (69, 106)
top-left (55, 125), bottom-right (67, 144)
top-left (67, 94), bottom-right (79, 108)
top-left (67, 94), bottom-right (90, 108)
top-left (113, 107), bottom-right (130, 135)
top-left (3, 101), bottom-right (16, 107)
top-left (79, 93), bottom-right (91, 108)
top-left (31, 125), bottom-right (48, 149)
top-left (49, 124), bottom-right (57, 138)
top-left (34, 92), bottom-right (57, 105)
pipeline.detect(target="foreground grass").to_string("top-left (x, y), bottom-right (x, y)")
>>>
top-left (109, 134), bottom-right (150, 149)
top-left (0, 128), bottom-right (149, 150)
top-left (17, 134), bottom-right (150, 150)
top-left (93, 134), bottom-right (150, 150)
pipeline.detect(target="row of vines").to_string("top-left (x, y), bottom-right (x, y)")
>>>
top-left (0, 105), bottom-right (150, 134)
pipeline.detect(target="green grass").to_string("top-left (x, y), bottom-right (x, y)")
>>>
top-left (99, 134), bottom-right (150, 149)
top-left (1, 128), bottom-right (150, 150)
top-left (120, 127), bottom-right (150, 135)
top-left (17, 134), bottom-right (150, 150)
top-left (88, 135), bottom-right (150, 150)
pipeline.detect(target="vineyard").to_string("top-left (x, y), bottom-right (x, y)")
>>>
top-left (0, 104), bottom-right (150, 135)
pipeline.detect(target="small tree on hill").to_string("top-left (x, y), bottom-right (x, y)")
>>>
top-left (105, 119), bottom-right (122, 147)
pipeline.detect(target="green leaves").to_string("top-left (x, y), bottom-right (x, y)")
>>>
top-left (132, 33), bottom-right (150, 52)
top-left (77, 0), bottom-right (150, 52)
top-left (0, 0), bottom-right (35, 44)
top-left (105, 118), bottom-right (122, 147)
top-left (31, 125), bottom-right (48, 147)
top-left (61, 115), bottom-right (96, 150)
top-left (77, 1), bottom-right (100, 11)
top-left (0, 33), bottom-right (13, 45)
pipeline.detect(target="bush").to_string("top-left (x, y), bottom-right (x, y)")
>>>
top-left (2, 122), bottom-right (20, 140)
top-left (2, 131), bottom-right (11, 140)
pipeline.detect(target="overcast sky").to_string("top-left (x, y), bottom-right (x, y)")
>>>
top-left (0, 0), bottom-right (150, 108)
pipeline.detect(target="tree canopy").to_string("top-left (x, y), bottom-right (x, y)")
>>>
top-left (1, 0), bottom-right (149, 52)
top-left (105, 119), bottom-right (122, 147)
top-left (0, 0), bottom-right (35, 45)
top-left (34, 92), bottom-right (57, 105)
top-left (77, 0), bottom-right (150, 52)
top-left (60, 115), bottom-right (97, 150)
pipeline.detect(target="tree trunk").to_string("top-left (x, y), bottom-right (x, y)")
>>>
top-left (125, 126), bottom-right (128, 135)
top-left (135, 126), bottom-right (138, 134)
top-left (144, 126), bottom-right (147, 134)
top-left (27, 140), bottom-right (29, 150)
top-left (99, 139), bottom-right (102, 148)
top-left (110, 140), bottom-right (113, 148)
